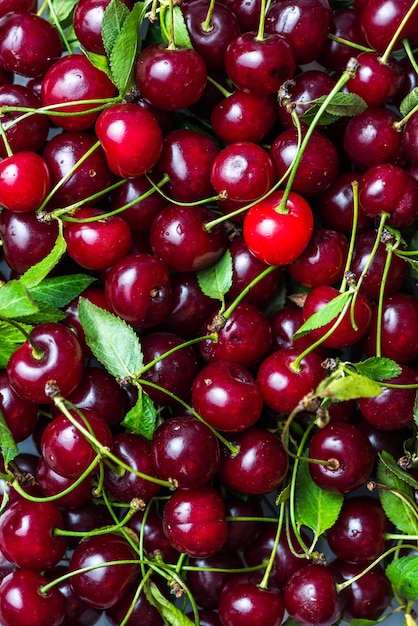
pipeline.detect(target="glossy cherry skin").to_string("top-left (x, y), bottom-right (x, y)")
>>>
top-left (35, 456), bottom-right (92, 509)
top-left (221, 0), bottom-right (261, 30)
top-left (308, 421), bottom-right (375, 493)
top-left (7, 322), bottom-right (85, 404)
top-left (151, 416), bottom-right (220, 489)
top-left (0, 569), bottom-right (66, 626)
top-left (162, 485), bottom-right (227, 557)
top-left (347, 51), bottom-right (404, 106)
top-left (224, 494), bottom-right (264, 552)
top-left (0, 151), bottom-right (50, 212)
top-left (270, 304), bottom-right (314, 353)
top-left (150, 204), bottom-right (227, 272)
top-left (73, 0), bottom-right (133, 54)
top-left (219, 575), bottom-right (285, 626)
top-left (0, 370), bottom-right (38, 442)
top-left (256, 347), bottom-right (325, 415)
top-left (402, 110), bottom-right (418, 167)
top-left (359, 0), bottom-right (418, 51)
top-left (318, 7), bottom-right (367, 71)
top-left (106, 585), bottom-right (164, 626)
top-left (0, 0), bottom-right (37, 16)
top-left (211, 91), bottom-right (277, 144)
top-left (105, 253), bottom-right (172, 329)
top-left (224, 32), bottom-right (296, 96)
top-left (69, 532), bottom-right (140, 609)
top-left (186, 551), bottom-right (243, 610)
top-left (45, 564), bottom-right (103, 626)
top-left (110, 174), bottom-right (167, 233)
top-left (41, 408), bottom-right (113, 478)
top-left (126, 502), bottom-right (179, 564)
top-left (315, 171), bottom-right (372, 234)
top-left (135, 44), bottom-right (207, 111)
top-left (59, 500), bottom-right (114, 547)
top-left (284, 564), bottom-right (345, 626)
top-left (0, 499), bottom-right (67, 571)
top-left (276, 69), bottom-right (336, 129)
top-left (218, 427), bottom-right (289, 495)
top-left (0, 11), bottom-right (62, 77)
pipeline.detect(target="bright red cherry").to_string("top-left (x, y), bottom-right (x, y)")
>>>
top-left (0, 152), bottom-right (50, 212)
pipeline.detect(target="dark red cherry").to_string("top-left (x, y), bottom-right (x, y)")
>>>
top-left (0, 0), bottom-right (37, 17)
top-left (35, 456), bottom-right (92, 509)
top-left (0, 371), bottom-right (38, 443)
top-left (276, 69), bottom-right (336, 129)
top-left (110, 174), bottom-right (167, 233)
top-left (60, 500), bottom-right (114, 546)
top-left (269, 305), bottom-right (314, 353)
top-left (73, 0), bottom-right (133, 54)
top-left (211, 91), bottom-right (278, 144)
top-left (315, 171), bottom-right (372, 234)
top-left (45, 564), bottom-right (103, 626)
top-left (106, 585), bottom-right (164, 626)
top-left (346, 51), bottom-right (404, 106)
top-left (126, 502), bottom-right (179, 564)
top-left (224, 494), bottom-right (264, 552)
top-left (219, 574), bottom-right (285, 626)
top-left (186, 551), bottom-right (243, 610)
top-left (318, 7), bottom-right (367, 71)
top-left (359, 0), bottom-right (418, 51)
top-left (402, 110), bottom-right (418, 167)
top-left (221, 0), bottom-right (261, 31)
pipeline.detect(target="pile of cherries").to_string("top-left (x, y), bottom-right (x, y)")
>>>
top-left (0, 0), bottom-right (417, 624)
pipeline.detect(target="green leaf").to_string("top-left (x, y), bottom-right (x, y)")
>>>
top-left (301, 92), bottom-right (368, 125)
top-left (17, 301), bottom-right (66, 324)
top-left (292, 291), bottom-right (352, 339)
top-left (295, 459), bottom-right (344, 542)
top-left (197, 250), bottom-right (233, 301)
top-left (317, 373), bottom-right (382, 402)
top-left (78, 298), bottom-right (143, 380)
top-left (161, 5), bottom-right (193, 49)
top-left (84, 50), bottom-right (113, 79)
top-left (351, 357), bottom-right (402, 381)
top-left (414, 391), bottom-right (418, 431)
top-left (350, 615), bottom-right (391, 626)
top-left (50, 0), bottom-right (79, 22)
top-left (144, 581), bottom-right (195, 626)
top-left (0, 282), bottom-right (39, 319)
top-left (386, 555), bottom-right (418, 600)
top-left (20, 224), bottom-right (67, 289)
top-left (275, 482), bottom-right (291, 505)
top-left (0, 321), bottom-right (33, 369)
top-left (377, 453), bottom-right (418, 535)
top-left (0, 410), bottom-right (19, 468)
top-left (109, 2), bottom-right (145, 95)
top-left (379, 449), bottom-right (418, 490)
top-left (121, 389), bottom-right (157, 440)
top-left (101, 0), bottom-right (130, 58)
top-left (28, 274), bottom-right (96, 308)
top-left (400, 86), bottom-right (418, 117)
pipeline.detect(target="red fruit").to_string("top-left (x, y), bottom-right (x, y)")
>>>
top-left (0, 152), bottom-right (50, 212)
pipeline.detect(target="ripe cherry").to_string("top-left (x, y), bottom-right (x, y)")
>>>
top-left (186, 551), bottom-right (243, 610)
top-left (0, 370), bottom-right (38, 443)
top-left (211, 91), bottom-right (278, 144)
top-left (110, 173), bottom-right (167, 233)
top-left (218, 575), bottom-right (285, 626)
top-left (0, 151), bottom-right (50, 213)
top-left (346, 51), bottom-right (404, 106)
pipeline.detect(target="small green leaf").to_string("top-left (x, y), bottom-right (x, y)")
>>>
top-left (121, 389), bottom-right (157, 440)
top-left (350, 615), bottom-right (391, 626)
top-left (301, 93), bottom-right (368, 125)
top-left (0, 410), bottom-right (19, 468)
top-left (161, 5), bottom-right (193, 49)
top-left (377, 453), bottom-right (418, 535)
top-left (84, 50), bottom-right (113, 79)
top-left (20, 224), bottom-right (67, 289)
top-left (292, 291), bottom-right (352, 339)
top-left (386, 555), bottom-right (418, 600)
top-left (0, 321), bottom-right (33, 369)
top-left (0, 282), bottom-right (39, 319)
top-left (17, 301), bottom-right (66, 324)
top-left (110, 2), bottom-right (145, 94)
top-left (102, 0), bottom-right (130, 57)
top-left (295, 459), bottom-right (344, 542)
top-left (400, 86), bottom-right (418, 117)
top-left (78, 298), bottom-right (143, 380)
top-left (197, 250), bottom-right (233, 302)
top-left (50, 0), bottom-right (79, 22)
top-left (351, 357), bottom-right (402, 381)
top-left (144, 581), bottom-right (195, 626)
top-left (317, 373), bottom-right (382, 402)
top-left (414, 391), bottom-right (418, 431)
top-left (379, 449), bottom-right (418, 490)
top-left (28, 274), bottom-right (96, 308)
top-left (275, 482), bottom-right (291, 505)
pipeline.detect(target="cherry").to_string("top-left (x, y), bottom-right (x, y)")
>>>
top-left (0, 11), bottom-right (62, 77)
top-left (0, 0), bottom-right (37, 17)
top-left (284, 564), bottom-right (345, 626)
top-left (36, 456), bottom-right (92, 509)
top-left (218, 574), bottom-right (285, 626)
top-left (0, 370), bottom-right (38, 442)
top-left (104, 253), bottom-right (172, 329)
top-left (327, 496), bottom-right (388, 564)
top-left (69, 532), bottom-right (140, 609)
top-left (0, 499), bottom-right (67, 571)
top-left (7, 322), bottom-right (85, 404)
top-left (221, 0), bottom-right (261, 31)
top-left (191, 359), bottom-right (263, 432)
top-left (186, 609), bottom-right (223, 626)
top-left (218, 427), bottom-right (289, 495)
top-left (243, 190), bottom-right (314, 266)
top-left (150, 204), bottom-right (227, 272)
top-left (106, 585), bottom-right (164, 626)
top-left (186, 551), bottom-right (243, 610)
top-left (346, 51), bottom-right (405, 106)
top-left (126, 502), bottom-right (179, 564)
top-left (211, 91), bottom-right (278, 144)
top-left (402, 110), bottom-right (418, 167)
top-left (95, 102), bottom-right (163, 178)
top-left (0, 569), bottom-right (66, 626)
top-left (135, 44), bottom-right (207, 111)
top-left (224, 31), bottom-right (296, 96)
top-left (276, 69), bottom-right (336, 129)
top-left (359, 0), bottom-right (418, 51)
top-left (223, 493), bottom-right (264, 551)
top-left (45, 564), bottom-right (103, 626)
top-left (315, 171), bottom-right (372, 234)
top-left (162, 485), bottom-right (228, 557)
top-left (110, 174), bottom-right (167, 233)
top-left (59, 500), bottom-right (114, 546)
top-left (0, 151), bottom-right (50, 213)
top-left (270, 304), bottom-right (315, 353)
top-left (353, 411), bottom-right (411, 461)
top-left (73, 0), bottom-right (133, 54)
top-left (151, 415), bottom-right (220, 489)
top-left (0, 452), bottom-right (41, 505)
top-left (318, 7), bottom-right (367, 71)
top-left (308, 421), bottom-right (375, 493)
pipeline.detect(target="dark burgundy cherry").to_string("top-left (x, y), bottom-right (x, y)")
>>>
top-left (284, 564), bottom-right (345, 626)
top-left (103, 432), bottom-right (161, 503)
top-left (0, 499), bottom-right (66, 571)
top-left (110, 174), bottom-right (167, 233)
top-left (211, 91), bottom-right (278, 144)
top-left (327, 496), bottom-right (388, 564)
top-left (150, 204), bottom-right (227, 272)
top-left (221, 0), bottom-right (261, 31)
top-left (105, 253), bottom-right (172, 329)
top-left (218, 427), bottom-right (289, 495)
top-left (308, 421), bottom-right (375, 493)
top-left (358, 365), bottom-right (418, 430)
top-left (0, 151), bottom-right (50, 213)
top-left (41, 408), bottom-right (113, 478)
top-left (265, 0), bottom-right (332, 64)
top-left (315, 171), bottom-right (372, 234)
top-left (269, 304), bottom-right (315, 353)
top-left (181, 0), bottom-right (240, 69)
top-left (7, 322), bottom-right (84, 404)
top-left (332, 559), bottom-right (393, 621)
top-left (0, 370), bottom-right (38, 442)
top-left (353, 411), bottom-right (411, 461)
top-left (156, 128), bottom-right (218, 202)
top-left (288, 227), bottom-right (348, 288)
top-left (200, 302), bottom-right (272, 367)
top-left (0, 552), bottom-right (16, 585)
top-left (162, 485), bottom-right (228, 557)
top-left (270, 127), bottom-right (339, 196)
top-left (0, 66), bottom-right (12, 85)
top-left (394, 55), bottom-right (418, 108)
top-left (106, 585), bottom-right (164, 626)
top-left (46, 564), bottom-right (103, 626)
top-left (224, 494), bottom-right (263, 551)
top-left (0, 11), bottom-right (62, 77)
top-left (187, 551), bottom-right (243, 610)
top-left (36, 456), bottom-right (92, 509)
top-left (127, 502), bottom-right (179, 563)
top-left (402, 110), bottom-right (418, 167)
top-left (43, 131), bottom-right (114, 209)
top-left (135, 44), bottom-right (207, 111)
top-left (347, 52), bottom-right (404, 106)
top-left (276, 69), bottom-right (336, 129)
top-left (359, 0), bottom-right (418, 51)
top-left (69, 532), bottom-right (140, 609)
top-left (151, 415), bottom-right (220, 489)
top-left (0, 569), bottom-right (66, 626)
top-left (256, 347), bottom-right (325, 415)
top-left (186, 609), bottom-right (223, 626)
top-left (0, 452), bottom-right (41, 505)
top-left (210, 141), bottom-right (275, 202)
top-left (191, 359), bottom-right (263, 432)
top-left (224, 31), bottom-right (296, 96)
top-left (0, 0), bottom-right (37, 17)
top-left (218, 574), bottom-right (285, 626)
top-left (64, 207), bottom-right (132, 270)
top-left (73, 0), bottom-right (133, 54)
top-left (318, 7), bottom-right (367, 71)
top-left (60, 500), bottom-right (114, 546)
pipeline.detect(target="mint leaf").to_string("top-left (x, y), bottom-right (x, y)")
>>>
top-left (102, 0), bottom-right (130, 57)
top-left (317, 373), bottom-right (382, 402)
top-left (377, 453), bottom-right (418, 535)
top-left (0, 282), bottom-right (39, 319)
top-left (28, 274), bottom-right (95, 308)
top-left (197, 250), bottom-right (233, 301)
top-left (121, 389), bottom-right (157, 440)
top-left (292, 290), bottom-right (352, 339)
top-left (352, 357), bottom-right (402, 381)
top-left (20, 224), bottom-right (67, 289)
top-left (110, 2), bottom-right (145, 95)
top-left (295, 459), bottom-right (344, 543)
top-left (144, 581), bottom-right (195, 626)
top-left (386, 555), bottom-right (418, 601)
top-left (17, 301), bottom-right (66, 324)
top-left (301, 93), bottom-right (368, 125)
top-left (78, 298), bottom-right (143, 380)
top-left (0, 321), bottom-right (33, 368)
top-left (50, 0), bottom-right (79, 22)
top-left (0, 410), bottom-right (19, 468)
top-left (161, 5), bottom-right (193, 48)
top-left (379, 450), bottom-right (418, 490)
top-left (400, 86), bottom-right (418, 117)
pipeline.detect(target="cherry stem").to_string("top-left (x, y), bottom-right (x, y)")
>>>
top-left (145, 171), bottom-right (219, 206)
top-left (379, 0), bottom-right (418, 64)
top-left (403, 36), bottom-right (418, 73)
top-left (374, 239), bottom-right (397, 357)
top-left (222, 265), bottom-right (278, 320)
top-left (370, 481), bottom-right (418, 521)
top-left (339, 180), bottom-right (360, 294)
top-left (258, 502), bottom-right (285, 589)
top-left (0, 316), bottom-right (44, 359)
top-left (46, 0), bottom-right (73, 54)
top-left (0, 121), bottom-right (13, 158)
top-left (326, 33), bottom-right (373, 53)
top-left (255, 0), bottom-right (268, 41)
top-left (394, 100), bottom-right (418, 130)
top-left (206, 75), bottom-right (231, 98)
top-left (201, 0), bottom-right (216, 31)
top-left (54, 501), bottom-right (141, 537)
top-left (167, 0), bottom-right (176, 49)
top-left (119, 569), bottom-right (152, 626)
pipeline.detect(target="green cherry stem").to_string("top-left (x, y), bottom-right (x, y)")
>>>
top-left (379, 0), bottom-right (418, 65)
top-left (402, 37), bottom-right (418, 73)
top-left (206, 75), bottom-right (232, 98)
top-left (0, 121), bottom-right (13, 157)
top-left (145, 172), bottom-right (219, 206)
top-left (0, 316), bottom-right (44, 359)
top-left (222, 264), bottom-right (278, 320)
top-left (53, 500), bottom-right (141, 538)
top-left (201, 0), bottom-right (216, 31)
top-left (374, 237), bottom-right (400, 357)
top-left (326, 34), bottom-right (373, 53)
top-left (339, 180), bottom-right (360, 294)
top-left (255, 0), bottom-right (268, 41)
top-left (258, 502), bottom-right (285, 589)
top-left (46, 0), bottom-right (73, 54)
